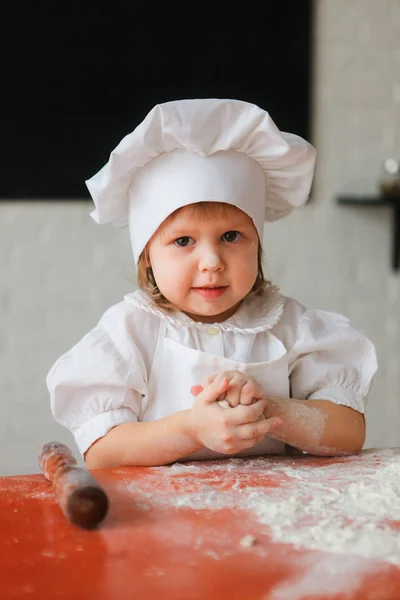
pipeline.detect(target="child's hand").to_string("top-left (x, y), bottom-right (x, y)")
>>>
top-left (187, 377), bottom-right (282, 455)
top-left (192, 370), bottom-right (265, 409)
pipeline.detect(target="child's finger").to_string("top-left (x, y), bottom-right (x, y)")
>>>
top-left (236, 416), bottom-right (283, 440)
top-left (224, 399), bottom-right (266, 424)
top-left (225, 386), bottom-right (242, 408)
top-left (230, 434), bottom-right (268, 453)
top-left (207, 370), bottom-right (238, 388)
top-left (201, 373), bottom-right (218, 387)
top-left (224, 373), bottom-right (249, 407)
top-left (201, 377), bottom-right (230, 404)
top-left (239, 382), bottom-right (257, 406)
top-left (190, 385), bottom-right (203, 397)
top-left (191, 384), bottom-right (228, 400)
top-left (243, 433), bottom-right (267, 447)
top-left (240, 381), bottom-right (264, 406)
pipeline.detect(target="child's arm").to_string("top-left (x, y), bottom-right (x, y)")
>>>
top-left (85, 410), bottom-right (202, 469)
top-left (263, 396), bottom-right (365, 456)
top-left (192, 372), bottom-right (365, 457)
top-left (85, 378), bottom-right (281, 469)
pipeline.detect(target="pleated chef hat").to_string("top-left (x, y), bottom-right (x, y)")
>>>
top-left (86, 98), bottom-right (316, 264)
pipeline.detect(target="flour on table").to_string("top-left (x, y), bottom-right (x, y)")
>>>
top-left (127, 449), bottom-right (400, 565)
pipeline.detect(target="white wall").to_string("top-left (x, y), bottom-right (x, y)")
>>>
top-left (264, 0), bottom-right (400, 448)
top-left (1, 0), bottom-right (399, 475)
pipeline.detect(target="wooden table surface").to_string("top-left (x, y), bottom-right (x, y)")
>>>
top-left (1, 448), bottom-right (400, 600)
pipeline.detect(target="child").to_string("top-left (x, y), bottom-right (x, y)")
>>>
top-left (47, 98), bottom-right (377, 469)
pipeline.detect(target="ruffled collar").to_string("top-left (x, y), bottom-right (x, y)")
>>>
top-left (124, 286), bottom-right (285, 334)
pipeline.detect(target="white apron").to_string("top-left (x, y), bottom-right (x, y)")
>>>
top-left (140, 320), bottom-right (290, 460)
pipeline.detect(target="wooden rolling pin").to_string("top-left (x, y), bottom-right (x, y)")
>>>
top-left (38, 441), bottom-right (109, 530)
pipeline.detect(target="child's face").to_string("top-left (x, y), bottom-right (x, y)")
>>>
top-left (148, 203), bottom-right (259, 323)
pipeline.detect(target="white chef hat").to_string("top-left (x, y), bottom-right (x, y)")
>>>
top-left (86, 98), bottom-right (316, 264)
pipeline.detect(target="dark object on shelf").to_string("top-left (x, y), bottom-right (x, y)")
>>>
top-left (337, 194), bottom-right (400, 271)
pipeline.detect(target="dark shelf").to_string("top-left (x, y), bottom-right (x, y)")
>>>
top-left (337, 194), bottom-right (400, 271)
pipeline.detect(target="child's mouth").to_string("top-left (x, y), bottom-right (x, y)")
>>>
top-left (192, 286), bottom-right (228, 299)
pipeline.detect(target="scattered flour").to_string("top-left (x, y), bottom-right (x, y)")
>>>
top-left (126, 449), bottom-right (400, 565)
top-left (268, 554), bottom-right (384, 600)
top-left (245, 457), bottom-right (400, 564)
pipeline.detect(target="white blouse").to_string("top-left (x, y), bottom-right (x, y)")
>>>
top-left (47, 286), bottom-right (377, 459)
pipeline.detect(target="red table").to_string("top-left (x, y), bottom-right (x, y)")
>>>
top-left (1, 449), bottom-right (400, 599)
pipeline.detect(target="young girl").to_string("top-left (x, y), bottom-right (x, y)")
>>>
top-left (47, 98), bottom-right (377, 469)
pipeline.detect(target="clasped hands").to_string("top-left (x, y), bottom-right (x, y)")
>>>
top-left (187, 370), bottom-right (283, 455)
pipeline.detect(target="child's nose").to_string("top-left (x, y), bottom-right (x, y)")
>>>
top-left (198, 250), bottom-right (224, 272)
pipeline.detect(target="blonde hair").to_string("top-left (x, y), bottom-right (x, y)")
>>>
top-left (137, 202), bottom-right (271, 312)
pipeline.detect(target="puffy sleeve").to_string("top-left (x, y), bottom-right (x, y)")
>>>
top-left (46, 315), bottom-right (148, 457)
top-left (288, 308), bottom-right (378, 413)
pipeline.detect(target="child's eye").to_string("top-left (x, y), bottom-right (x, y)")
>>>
top-left (174, 236), bottom-right (194, 247)
top-left (221, 231), bottom-right (241, 243)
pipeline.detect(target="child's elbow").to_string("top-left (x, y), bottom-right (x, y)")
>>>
top-left (345, 413), bottom-right (366, 454)
top-left (84, 437), bottom-right (120, 470)
top-left (309, 411), bottom-right (366, 457)
top-left (322, 418), bottom-right (366, 457)
top-left (84, 447), bottom-right (106, 470)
